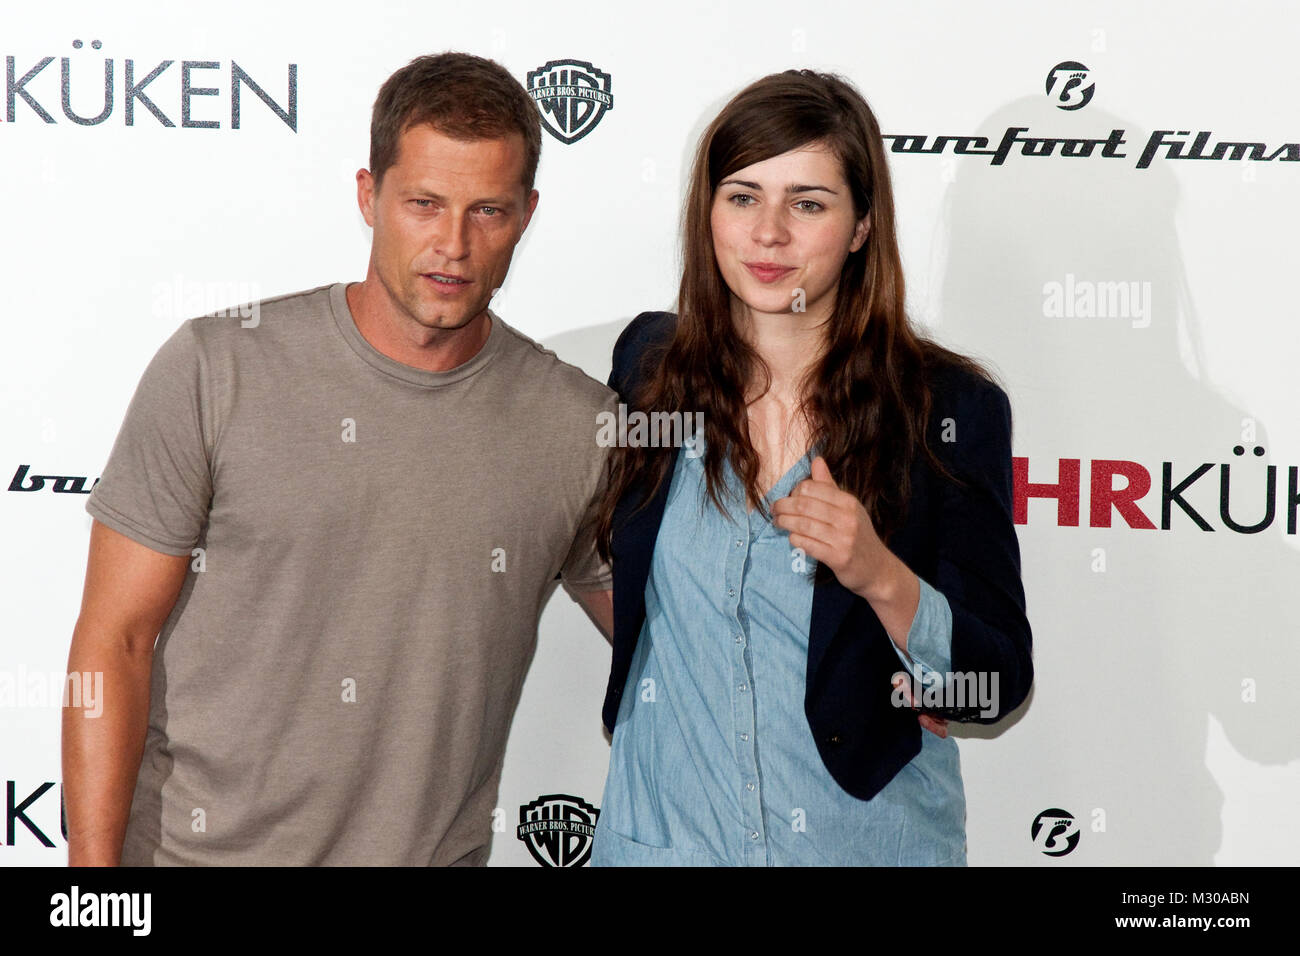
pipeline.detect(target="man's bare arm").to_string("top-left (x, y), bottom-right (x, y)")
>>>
top-left (572, 587), bottom-right (614, 644)
top-left (62, 520), bottom-right (190, 866)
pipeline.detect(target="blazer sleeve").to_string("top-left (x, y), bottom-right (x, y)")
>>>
top-left (929, 378), bottom-right (1034, 723)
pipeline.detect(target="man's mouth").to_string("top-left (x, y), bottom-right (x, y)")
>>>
top-left (424, 272), bottom-right (470, 286)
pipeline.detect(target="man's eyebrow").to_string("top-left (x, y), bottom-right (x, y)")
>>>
top-left (406, 189), bottom-right (517, 206)
top-left (718, 178), bottom-right (840, 195)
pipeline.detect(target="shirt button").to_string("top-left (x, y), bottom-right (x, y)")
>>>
top-left (740, 733), bottom-right (749, 741)
top-left (738, 683), bottom-right (747, 692)
top-left (735, 539), bottom-right (743, 547)
top-left (750, 831), bottom-right (759, 840)
top-left (727, 587), bottom-right (736, 597)
top-left (734, 634), bottom-right (743, 644)
top-left (747, 782), bottom-right (755, 791)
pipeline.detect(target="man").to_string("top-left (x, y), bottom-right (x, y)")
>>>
top-left (62, 52), bottom-right (615, 865)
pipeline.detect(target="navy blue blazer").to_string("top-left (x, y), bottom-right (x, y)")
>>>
top-left (601, 311), bottom-right (1033, 801)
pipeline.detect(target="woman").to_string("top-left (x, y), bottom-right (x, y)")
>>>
top-left (589, 70), bottom-right (1032, 866)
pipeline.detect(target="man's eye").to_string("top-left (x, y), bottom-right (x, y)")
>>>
top-left (480, 207), bottom-right (499, 217)
top-left (412, 199), bottom-right (434, 208)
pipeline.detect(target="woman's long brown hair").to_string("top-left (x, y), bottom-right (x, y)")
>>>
top-left (593, 70), bottom-right (1000, 579)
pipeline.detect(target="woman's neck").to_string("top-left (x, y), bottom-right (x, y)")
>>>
top-left (733, 297), bottom-right (830, 403)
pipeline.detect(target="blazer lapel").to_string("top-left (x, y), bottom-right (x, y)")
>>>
top-left (808, 575), bottom-right (856, 686)
top-left (611, 466), bottom-right (673, 637)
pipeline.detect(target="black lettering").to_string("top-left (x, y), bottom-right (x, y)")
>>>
top-left (990, 127), bottom-right (1030, 166)
top-left (1288, 466), bottom-right (1300, 534)
top-left (230, 61), bottom-right (296, 132)
top-left (6, 56), bottom-right (55, 123)
top-left (60, 55), bottom-right (113, 125)
top-left (1100, 128), bottom-right (1128, 158)
top-left (884, 134), bottom-right (933, 154)
top-left (1162, 462), bottom-right (1214, 530)
top-left (1138, 130), bottom-right (1184, 169)
top-left (124, 59), bottom-right (175, 127)
top-left (8, 464), bottom-right (45, 492)
top-left (7, 781), bottom-right (55, 847)
top-left (1219, 463), bottom-right (1276, 533)
top-left (1263, 142), bottom-right (1300, 162)
top-left (1210, 141), bottom-right (1267, 162)
top-left (1018, 136), bottom-right (1061, 157)
top-left (181, 60), bottom-right (220, 129)
top-left (1180, 131), bottom-right (1214, 159)
top-left (951, 136), bottom-right (992, 155)
top-left (49, 475), bottom-right (93, 494)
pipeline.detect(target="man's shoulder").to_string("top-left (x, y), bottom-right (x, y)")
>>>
top-left (179, 283), bottom-right (334, 342)
top-left (492, 315), bottom-right (615, 411)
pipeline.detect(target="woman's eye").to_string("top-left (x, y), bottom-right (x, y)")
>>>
top-left (795, 200), bottom-right (823, 213)
top-left (729, 193), bottom-right (755, 207)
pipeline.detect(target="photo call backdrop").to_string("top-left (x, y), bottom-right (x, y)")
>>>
top-left (2, 0), bottom-right (1296, 866)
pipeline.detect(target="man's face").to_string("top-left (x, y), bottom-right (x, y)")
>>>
top-left (357, 123), bottom-right (538, 334)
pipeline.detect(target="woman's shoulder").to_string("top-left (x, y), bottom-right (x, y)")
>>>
top-left (923, 349), bottom-right (1009, 413)
top-left (613, 311), bottom-right (676, 359)
top-left (920, 350), bottom-right (1014, 459)
top-left (610, 311), bottom-right (678, 397)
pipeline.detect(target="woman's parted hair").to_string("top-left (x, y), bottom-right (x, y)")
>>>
top-left (593, 69), bottom-right (997, 574)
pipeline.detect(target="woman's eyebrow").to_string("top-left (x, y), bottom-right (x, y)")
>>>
top-left (718, 178), bottom-right (839, 195)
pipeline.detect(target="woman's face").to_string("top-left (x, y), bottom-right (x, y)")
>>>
top-left (710, 141), bottom-right (869, 327)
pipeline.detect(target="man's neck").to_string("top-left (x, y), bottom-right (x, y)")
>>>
top-left (345, 279), bottom-right (491, 373)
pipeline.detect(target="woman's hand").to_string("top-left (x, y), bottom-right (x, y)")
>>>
top-left (771, 455), bottom-right (888, 601)
top-left (891, 673), bottom-right (951, 739)
top-left (773, 455), bottom-right (949, 740)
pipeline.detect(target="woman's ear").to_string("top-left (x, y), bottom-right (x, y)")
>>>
top-left (850, 212), bottom-right (871, 253)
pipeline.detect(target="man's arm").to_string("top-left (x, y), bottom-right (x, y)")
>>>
top-left (62, 520), bottom-right (190, 866)
top-left (572, 587), bottom-right (613, 644)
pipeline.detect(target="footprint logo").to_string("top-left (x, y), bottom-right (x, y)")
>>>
top-left (1045, 61), bottom-right (1096, 110)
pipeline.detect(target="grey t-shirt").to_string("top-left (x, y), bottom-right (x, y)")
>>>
top-left (85, 282), bottom-right (615, 865)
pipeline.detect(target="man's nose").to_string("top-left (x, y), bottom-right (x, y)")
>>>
top-left (433, 210), bottom-right (470, 260)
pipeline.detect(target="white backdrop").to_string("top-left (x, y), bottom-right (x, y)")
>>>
top-left (2, 0), bottom-right (1297, 866)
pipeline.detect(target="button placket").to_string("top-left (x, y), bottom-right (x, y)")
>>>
top-left (727, 506), bottom-right (765, 861)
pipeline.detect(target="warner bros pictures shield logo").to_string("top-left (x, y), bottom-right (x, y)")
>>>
top-left (516, 794), bottom-right (601, 867)
top-left (525, 59), bottom-right (614, 144)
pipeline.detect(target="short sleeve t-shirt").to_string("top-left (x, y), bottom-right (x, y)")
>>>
top-left (85, 282), bottom-right (615, 865)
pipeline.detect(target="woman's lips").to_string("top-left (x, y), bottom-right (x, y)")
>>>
top-left (744, 262), bottom-right (794, 283)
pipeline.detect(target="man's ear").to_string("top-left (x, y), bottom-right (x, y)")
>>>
top-left (520, 188), bottom-right (540, 232)
top-left (357, 168), bottom-right (377, 227)
top-left (850, 211), bottom-right (871, 253)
